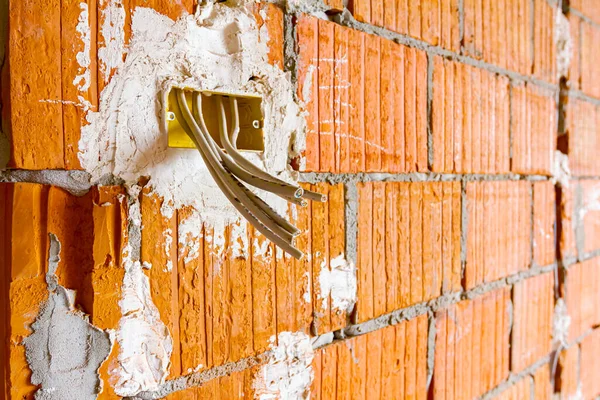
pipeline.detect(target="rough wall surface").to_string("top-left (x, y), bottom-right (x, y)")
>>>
top-left (1, 0), bottom-right (600, 399)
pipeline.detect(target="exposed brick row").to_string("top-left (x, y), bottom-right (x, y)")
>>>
top-left (431, 57), bottom-right (511, 173)
top-left (348, 0), bottom-right (461, 52)
top-left (465, 181), bottom-right (532, 289)
top-left (432, 288), bottom-right (511, 399)
top-left (563, 257), bottom-right (600, 342)
top-left (356, 181), bottom-right (461, 322)
top-left (511, 272), bottom-right (555, 373)
top-left (511, 83), bottom-right (556, 176)
top-left (297, 16), bottom-right (428, 173)
top-left (312, 314), bottom-right (429, 399)
top-left (566, 97), bottom-right (600, 177)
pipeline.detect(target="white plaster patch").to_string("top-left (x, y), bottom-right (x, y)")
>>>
top-left (553, 298), bottom-right (571, 346)
top-left (112, 244), bottom-right (173, 397)
top-left (73, 2), bottom-right (92, 92)
top-left (552, 150), bottom-right (571, 188)
top-left (79, 2), bottom-right (305, 239)
top-left (253, 332), bottom-right (314, 400)
top-left (555, 9), bottom-right (572, 79)
top-left (318, 253), bottom-right (357, 313)
top-left (98, 0), bottom-right (126, 83)
top-left (23, 234), bottom-right (113, 400)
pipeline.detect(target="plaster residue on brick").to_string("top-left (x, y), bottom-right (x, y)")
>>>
top-left (112, 193), bottom-right (173, 397)
top-left (555, 9), bottom-right (572, 79)
top-left (98, 0), bottom-right (126, 82)
top-left (23, 234), bottom-right (113, 400)
top-left (74, 2), bottom-right (92, 94)
top-left (253, 332), bottom-right (314, 400)
top-left (178, 210), bottom-right (203, 263)
top-left (78, 0), bottom-right (305, 245)
top-left (318, 253), bottom-right (357, 313)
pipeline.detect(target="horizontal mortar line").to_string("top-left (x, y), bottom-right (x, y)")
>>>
top-left (566, 89), bottom-right (600, 106)
top-left (340, 263), bottom-right (557, 338)
top-left (322, 11), bottom-right (559, 92)
top-left (574, 248), bottom-right (600, 265)
top-left (133, 262), bottom-right (557, 399)
top-left (0, 169), bottom-right (94, 195)
top-left (298, 171), bottom-right (553, 184)
top-left (568, 7), bottom-right (600, 30)
top-left (480, 354), bottom-right (553, 400)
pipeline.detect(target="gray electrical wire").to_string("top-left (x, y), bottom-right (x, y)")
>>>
top-left (192, 93), bottom-right (301, 237)
top-left (175, 89), bottom-right (303, 258)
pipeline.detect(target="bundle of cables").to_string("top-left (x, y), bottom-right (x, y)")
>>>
top-left (174, 88), bottom-right (325, 259)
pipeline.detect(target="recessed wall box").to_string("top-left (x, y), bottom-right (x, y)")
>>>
top-left (166, 88), bottom-right (265, 152)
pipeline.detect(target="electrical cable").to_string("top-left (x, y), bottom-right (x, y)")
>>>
top-left (175, 89), bottom-right (303, 258)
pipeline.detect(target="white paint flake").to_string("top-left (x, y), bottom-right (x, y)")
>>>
top-left (98, 0), bottom-right (126, 83)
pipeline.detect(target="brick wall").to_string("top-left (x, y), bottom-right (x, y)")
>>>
top-left (2, 0), bottom-right (600, 399)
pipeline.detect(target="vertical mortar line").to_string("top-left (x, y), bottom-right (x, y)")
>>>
top-left (426, 309), bottom-right (437, 391)
top-left (508, 80), bottom-right (514, 172)
top-left (460, 178), bottom-right (468, 288)
top-left (426, 53), bottom-right (435, 171)
top-left (283, 11), bottom-right (298, 96)
top-left (344, 181), bottom-right (358, 323)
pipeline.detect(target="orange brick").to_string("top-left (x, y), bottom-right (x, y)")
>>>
top-left (296, 16), bottom-right (319, 171)
top-left (409, 183), bottom-right (424, 304)
top-left (570, 15), bottom-right (581, 89)
top-left (380, 39), bottom-right (395, 173)
top-left (334, 24), bottom-right (350, 173)
top-left (533, 182), bottom-right (556, 266)
top-left (433, 289), bottom-right (510, 399)
top-left (327, 183), bottom-right (347, 330)
top-left (533, 363), bottom-right (552, 400)
top-left (357, 182), bottom-right (373, 322)
top-left (255, 3), bottom-right (284, 69)
top-left (404, 47), bottom-right (418, 172)
top-left (350, 0), bottom-right (371, 23)
top-left (581, 328), bottom-right (600, 399)
top-left (511, 83), bottom-right (555, 175)
top-left (567, 98), bottom-right (600, 176)
top-left (408, 0), bottom-right (422, 39)
top-left (564, 257), bottom-right (600, 342)
top-left (471, 67), bottom-right (482, 173)
top-left (466, 181), bottom-right (531, 288)
top-left (398, 183), bottom-right (411, 307)
top-left (318, 19), bottom-right (336, 173)
top-left (349, 28), bottom-right (365, 173)
top-left (581, 20), bottom-right (600, 99)
top-left (416, 51), bottom-right (428, 172)
top-left (558, 346), bottom-right (579, 399)
top-left (385, 183), bottom-right (399, 311)
top-left (321, 343), bottom-right (337, 399)
top-left (511, 272), bottom-right (554, 372)
top-left (392, 45), bottom-right (406, 173)
top-left (432, 56), bottom-right (446, 172)
top-left (364, 34), bottom-right (381, 172)
top-left (250, 226), bottom-right (276, 353)
top-left (311, 182), bottom-right (331, 334)
top-left (293, 190), bottom-right (312, 332)
top-left (140, 189), bottom-right (181, 373)
top-left (7, 0), bottom-right (64, 169)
